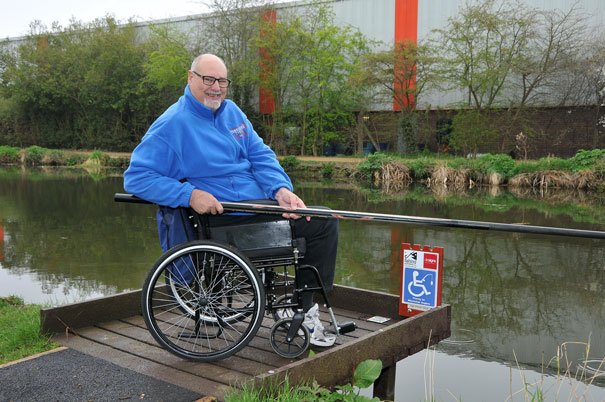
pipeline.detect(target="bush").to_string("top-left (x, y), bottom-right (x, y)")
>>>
top-left (357, 153), bottom-right (393, 181)
top-left (407, 157), bottom-right (435, 180)
top-left (321, 162), bottom-right (335, 179)
top-left (0, 146), bottom-right (20, 164)
top-left (449, 110), bottom-right (498, 156)
top-left (62, 154), bottom-right (86, 166)
top-left (471, 154), bottom-right (516, 178)
top-left (569, 149), bottom-right (605, 170)
top-left (23, 146), bottom-right (47, 166)
top-left (106, 156), bottom-right (130, 169)
top-left (534, 156), bottom-right (573, 171)
top-left (85, 151), bottom-right (110, 166)
top-left (280, 155), bottom-right (300, 171)
top-left (42, 149), bottom-right (65, 166)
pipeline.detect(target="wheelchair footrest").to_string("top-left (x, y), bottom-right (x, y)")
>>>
top-left (338, 321), bottom-right (356, 335)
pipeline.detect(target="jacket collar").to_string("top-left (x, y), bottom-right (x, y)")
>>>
top-left (183, 85), bottom-right (227, 119)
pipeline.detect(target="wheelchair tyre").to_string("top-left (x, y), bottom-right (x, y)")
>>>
top-left (270, 317), bottom-right (310, 358)
top-left (142, 240), bottom-right (265, 361)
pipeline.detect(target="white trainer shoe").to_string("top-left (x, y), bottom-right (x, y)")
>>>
top-left (303, 303), bottom-right (336, 347)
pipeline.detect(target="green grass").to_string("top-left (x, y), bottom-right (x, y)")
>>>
top-left (0, 296), bottom-right (59, 365)
top-left (224, 359), bottom-right (382, 401)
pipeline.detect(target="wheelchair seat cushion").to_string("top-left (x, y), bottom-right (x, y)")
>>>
top-left (208, 219), bottom-right (306, 259)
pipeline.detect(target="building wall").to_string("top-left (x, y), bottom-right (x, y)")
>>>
top-left (3, 0), bottom-right (604, 157)
top-left (367, 106), bottom-right (605, 158)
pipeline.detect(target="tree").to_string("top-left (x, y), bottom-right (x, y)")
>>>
top-left (199, 0), bottom-right (271, 112)
top-left (450, 109), bottom-right (498, 156)
top-left (429, 0), bottom-right (590, 155)
top-left (0, 17), bottom-right (152, 150)
top-left (513, 5), bottom-right (588, 107)
top-left (353, 39), bottom-right (437, 153)
top-left (431, 0), bottom-right (534, 110)
top-left (256, 1), bottom-right (370, 155)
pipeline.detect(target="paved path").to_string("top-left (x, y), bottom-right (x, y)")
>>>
top-left (0, 347), bottom-right (208, 402)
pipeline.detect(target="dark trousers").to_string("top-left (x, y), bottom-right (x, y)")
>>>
top-left (205, 211), bottom-right (339, 311)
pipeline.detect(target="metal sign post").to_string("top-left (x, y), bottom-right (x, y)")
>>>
top-left (400, 244), bottom-right (444, 317)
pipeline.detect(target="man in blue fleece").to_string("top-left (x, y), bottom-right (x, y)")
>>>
top-left (124, 53), bottom-right (337, 347)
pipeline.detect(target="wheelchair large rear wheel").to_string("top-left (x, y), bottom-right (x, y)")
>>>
top-left (141, 240), bottom-right (265, 361)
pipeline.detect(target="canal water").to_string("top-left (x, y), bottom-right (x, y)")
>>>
top-left (1, 166), bottom-right (604, 401)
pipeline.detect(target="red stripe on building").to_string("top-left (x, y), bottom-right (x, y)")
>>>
top-left (394, 0), bottom-right (418, 111)
top-left (259, 9), bottom-right (276, 114)
top-left (395, 0), bottom-right (418, 43)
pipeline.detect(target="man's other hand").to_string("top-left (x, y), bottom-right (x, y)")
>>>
top-left (275, 188), bottom-right (310, 221)
top-left (189, 189), bottom-right (224, 215)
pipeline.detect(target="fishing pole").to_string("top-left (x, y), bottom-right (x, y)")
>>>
top-left (114, 193), bottom-right (605, 240)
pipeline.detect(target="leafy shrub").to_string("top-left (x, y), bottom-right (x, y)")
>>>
top-left (473, 154), bottom-right (516, 178)
top-left (23, 146), bottom-right (47, 166)
top-left (511, 160), bottom-right (541, 175)
top-left (88, 151), bottom-right (110, 165)
top-left (64, 154), bottom-right (87, 166)
top-left (357, 153), bottom-right (393, 181)
top-left (106, 157), bottom-right (130, 168)
top-left (568, 149), bottom-right (605, 170)
top-left (407, 157), bottom-right (436, 180)
top-left (321, 162), bottom-right (335, 179)
top-left (593, 158), bottom-right (605, 181)
top-left (280, 155), bottom-right (300, 171)
top-left (534, 156), bottom-right (573, 171)
top-left (449, 110), bottom-right (498, 156)
top-left (0, 146), bottom-right (20, 164)
top-left (42, 149), bottom-right (65, 165)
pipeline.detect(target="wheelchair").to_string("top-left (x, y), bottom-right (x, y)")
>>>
top-left (139, 203), bottom-right (356, 362)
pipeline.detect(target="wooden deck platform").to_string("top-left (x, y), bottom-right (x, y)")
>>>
top-left (41, 284), bottom-right (450, 400)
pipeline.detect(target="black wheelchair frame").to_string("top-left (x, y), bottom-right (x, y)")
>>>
top-left (119, 196), bottom-right (356, 362)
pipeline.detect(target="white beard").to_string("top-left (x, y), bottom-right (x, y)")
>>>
top-left (203, 99), bottom-right (222, 111)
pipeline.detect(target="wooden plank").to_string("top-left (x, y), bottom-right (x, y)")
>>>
top-left (41, 290), bottom-right (141, 333)
top-left (40, 285), bottom-right (402, 334)
top-left (98, 320), bottom-right (276, 376)
top-left (327, 284), bottom-right (402, 320)
top-left (75, 325), bottom-right (252, 386)
top-left (52, 332), bottom-right (229, 397)
top-left (255, 305), bottom-right (451, 389)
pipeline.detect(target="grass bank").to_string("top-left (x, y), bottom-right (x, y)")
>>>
top-left (2, 145), bottom-right (605, 192)
top-left (0, 296), bottom-right (59, 365)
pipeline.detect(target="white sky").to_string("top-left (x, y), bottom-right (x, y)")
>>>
top-left (0, 0), bottom-right (211, 39)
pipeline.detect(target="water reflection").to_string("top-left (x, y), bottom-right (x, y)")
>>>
top-left (1, 167), bottom-right (605, 399)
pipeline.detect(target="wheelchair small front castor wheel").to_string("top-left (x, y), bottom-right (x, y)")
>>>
top-left (270, 317), bottom-right (310, 358)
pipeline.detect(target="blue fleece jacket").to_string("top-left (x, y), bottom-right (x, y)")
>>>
top-left (124, 85), bottom-right (293, 207)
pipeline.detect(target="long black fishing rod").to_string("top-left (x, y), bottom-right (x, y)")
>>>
top-left (114, 193), bottom-right (605, 240)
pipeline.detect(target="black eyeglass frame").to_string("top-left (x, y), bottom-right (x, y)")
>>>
top-left (191, 70), bottom-right (231, 88)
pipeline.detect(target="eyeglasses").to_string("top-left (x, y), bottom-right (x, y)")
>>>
top-left (191, 70), bottom-right (231, 88)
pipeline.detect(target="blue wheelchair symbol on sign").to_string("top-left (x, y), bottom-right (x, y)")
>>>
top-left (403, 268), bottom-right (436, 308)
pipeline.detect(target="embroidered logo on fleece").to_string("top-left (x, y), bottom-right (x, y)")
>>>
top-left (229, 123), bottom-right (248, 139)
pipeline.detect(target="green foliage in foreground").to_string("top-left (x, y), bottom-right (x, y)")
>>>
top-left (224, 359), bottom-right (383, 402)
top-left (0, 296), bottom-right (59, 365)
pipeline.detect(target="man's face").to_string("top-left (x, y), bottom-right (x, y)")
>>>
top-left (187, 56), bottom-right (228, 111)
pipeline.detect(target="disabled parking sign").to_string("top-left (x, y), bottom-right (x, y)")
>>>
top-left (399, 244), bottom-right (444, 317)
